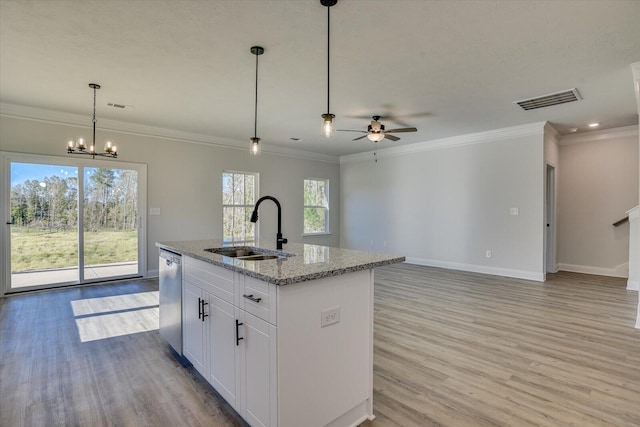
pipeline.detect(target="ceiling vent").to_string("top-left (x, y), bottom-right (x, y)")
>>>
top-left (514, 88), bottom-right (582, 111)
top-left (107, 102), bottom-right (134, 110)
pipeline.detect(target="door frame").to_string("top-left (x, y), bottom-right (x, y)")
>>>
top-left (544, 163), bottom-right (557, 277)
top-left (0, 151), bottom-right (147, 296)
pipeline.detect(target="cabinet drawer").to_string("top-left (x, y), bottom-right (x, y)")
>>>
top-left (238, 274), bottom-right (277, 325)
top-left (184, 257), bottom-right (234, 303)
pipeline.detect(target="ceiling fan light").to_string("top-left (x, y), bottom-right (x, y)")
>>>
top-left (367, 132), bottom-right (385, 143)
top-left (249, 137), bottom-right (261, 156)
top-left (321, 113), bottom-right (335, 138)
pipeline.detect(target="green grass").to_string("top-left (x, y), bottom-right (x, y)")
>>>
top-left (11, 227), bottom-right (137, 272)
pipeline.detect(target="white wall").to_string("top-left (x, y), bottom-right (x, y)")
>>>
top-left (557, 126), bottom-right (639, 277)
top-left (0, 114), bottom-right (340, 277)
top-left (340, 123), bottom-right (546, 281)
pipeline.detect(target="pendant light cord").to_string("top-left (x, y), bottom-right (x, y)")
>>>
top-left (254, 51), bottom-right (259, 139)
top-left (92, 85), bottom-right (97, 147)
top-left (326, 4), bottom-right (331, 114)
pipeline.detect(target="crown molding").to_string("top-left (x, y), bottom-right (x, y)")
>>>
top-left (340, 121), bottom-right (546, 164)
top-left (0, 102), bottom-right (339, 164)
top-left (558, 125), bottom-right (638, 146)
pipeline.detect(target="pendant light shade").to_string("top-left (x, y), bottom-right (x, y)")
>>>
top-left (66, 83), bottom-right (118, 159)
top-left (249, 46), bottom-right (264, 155)
top-left (250, 137), bottom-right (261, 155)
top-left (320, 0), bottom-right (338, 138)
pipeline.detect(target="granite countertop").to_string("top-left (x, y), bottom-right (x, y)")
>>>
top-left (156, 239), bottom-right (405, 285)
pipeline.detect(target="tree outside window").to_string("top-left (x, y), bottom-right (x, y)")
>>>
top-left (223, 171), bottom-right (257, 242)
top-left (304, 178), bottom-right (329, 234)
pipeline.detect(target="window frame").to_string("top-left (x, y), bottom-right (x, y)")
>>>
top-left (303, 177), bottom-right (330, 236)
top-left (222, 170), bottom-right (259, 244)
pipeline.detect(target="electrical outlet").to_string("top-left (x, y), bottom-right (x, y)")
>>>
top-left (149, 207), bottom-right (161, 216)
top-left (510, 207), bottom-right (519, 216)
top-left (486, 250), bottom-right (492, 258)
top-left (383, 241), bottom-right (388, 248)
top-left (321, 306), bottom-right (340, 328)
top-left (369, 240), bottom-right (374, 246)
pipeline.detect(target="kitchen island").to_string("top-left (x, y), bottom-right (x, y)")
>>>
top-left (156, 239), bottom-right (404, 427)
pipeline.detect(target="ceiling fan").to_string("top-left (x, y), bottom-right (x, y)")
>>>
top-left (338, 115), bottom-right (417, 142)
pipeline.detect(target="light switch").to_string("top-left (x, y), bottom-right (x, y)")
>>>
top-left (150, 208), bottom-right (161, 216)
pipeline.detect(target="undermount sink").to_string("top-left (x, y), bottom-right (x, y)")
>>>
top-left (205, 248), bottom-right (263, 258)
top-left (238, 254), bottom-right (280, 261)
top-left (204, 247), bottom-right (289, 261)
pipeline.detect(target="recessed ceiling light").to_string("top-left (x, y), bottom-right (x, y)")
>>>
top-left (588, 122), bottom-right (599, 128)
top-left (289, 137), bottom-right (302, 141)
top-left (568, 128), bottom-right (578, 132)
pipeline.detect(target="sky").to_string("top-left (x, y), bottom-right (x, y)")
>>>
top-left (11, 163), bottom-right (78, 186)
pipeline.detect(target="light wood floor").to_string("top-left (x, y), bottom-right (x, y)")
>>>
top-left (365, 264), bottom-right (640, 427)
top-left (1, 265), bottom-right (639, 426)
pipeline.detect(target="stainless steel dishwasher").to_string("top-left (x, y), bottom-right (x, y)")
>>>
top-left (159, 249), bottom-right (182, 354)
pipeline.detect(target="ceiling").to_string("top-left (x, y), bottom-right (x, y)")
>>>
top-left (1, 0), bottom-right (639, 158)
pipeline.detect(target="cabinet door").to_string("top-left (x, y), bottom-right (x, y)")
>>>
top-left (207, 294), bottom-right (239, 409)
top-left (183, 281), bottom-right (206, 376)
top-left (241, 311), bottom-right (277, 427)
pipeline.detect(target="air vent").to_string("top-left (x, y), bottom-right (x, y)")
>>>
top-left (107, 102), bottom-right (134, 110)
top-left (514, 88), bottom-right (581, 111)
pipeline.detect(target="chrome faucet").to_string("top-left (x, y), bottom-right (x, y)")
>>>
top-left (250, 196), bottom-right (288, 250)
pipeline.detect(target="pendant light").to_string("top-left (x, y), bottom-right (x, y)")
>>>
top-left (66, 83), bottom-right (118, 159)
top-left (320, 0), bottom-right (338, 138)
top-left (249, 46), bottom-right (264, 155)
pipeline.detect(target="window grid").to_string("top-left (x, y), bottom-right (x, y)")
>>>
top-left (303, 178), bottom-right (329, 235)
top-left (223, 171), bottom-right (258, 243)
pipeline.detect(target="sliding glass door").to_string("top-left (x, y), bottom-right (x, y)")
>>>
top-left (83, 167), bottom-right (139, 281)
top-left (9, 162), bottom-right (80, 288)
top-left (2, 153), bottom-right (146, 293)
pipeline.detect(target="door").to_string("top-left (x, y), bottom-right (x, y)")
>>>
top-left (241, 311), bottom-right (276, 427)
top-left (183, 281), bottom-right (206, 376)
top-left (83, 167), bottom-right (139, 280)
top-left (545, 164), bottom-right (556, 274)
top-left (208, 294), bottom-right (239, 409)
top-left (2, 153), bottom-right (146, 293)
top-left (7, 162), bottom-right (79, 288)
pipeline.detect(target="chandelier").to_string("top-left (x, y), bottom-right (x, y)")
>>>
top-left (66, 83), bottom-right (118, 159)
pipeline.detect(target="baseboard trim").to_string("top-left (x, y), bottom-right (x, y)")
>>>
top-left (404, 257), bottom-right (544, 282)
top-left (627, 280), bottom-right (639, 291)
top-left (557, 263), bottom-right (628, 278)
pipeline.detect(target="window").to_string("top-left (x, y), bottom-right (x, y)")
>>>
top-left (223, 171), bottom-right (257, 243)
top-left (303, 178), bottom-right (329, 234)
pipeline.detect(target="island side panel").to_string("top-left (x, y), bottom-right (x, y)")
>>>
top-left (276, 269), bottom-right (374, 427)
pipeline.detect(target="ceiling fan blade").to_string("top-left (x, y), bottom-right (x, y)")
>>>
top-left (353, 135), bottom-right (368, 141)
top-left (385, 127), bottom-right (417, 133)
top-left (337, 129), bottom-right (367, 133)
top-left (384, 134), bottom-right (400, 141)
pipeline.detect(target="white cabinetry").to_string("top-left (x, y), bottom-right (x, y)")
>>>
top-left (183, 257), bottom-right (276, 427)
top-left (182, 281), bottom-right (206, 376)
top-left (182, 255), bottom-right (374, 427)
top-left (207, 294), bottom-right (239, 408)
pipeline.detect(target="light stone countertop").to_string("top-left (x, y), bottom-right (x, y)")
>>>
top-left (156, 239), bottom-right (405, 285)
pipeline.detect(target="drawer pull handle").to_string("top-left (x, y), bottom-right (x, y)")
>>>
top-left (201, 300), bottom-right (208, 321)
top-left (236, 319), bottom-right (244, 346)
top-left (243, 294), bottom-right (262, 303)
top-left (197, 297), bottom-right (202, 319)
